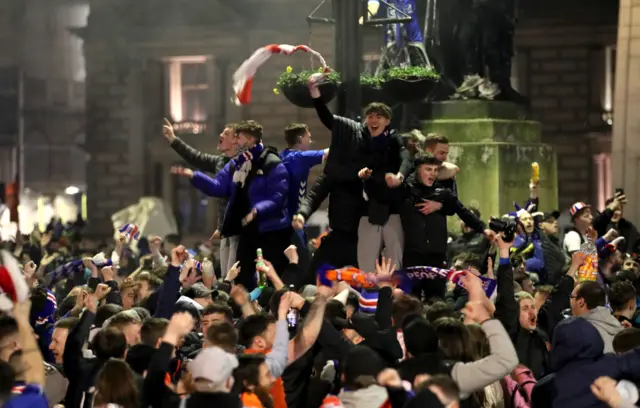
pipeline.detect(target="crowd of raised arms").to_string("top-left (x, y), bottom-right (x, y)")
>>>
top-left (1, 78), bottom-right (640, 408)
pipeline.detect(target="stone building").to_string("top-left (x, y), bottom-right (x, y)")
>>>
top-left (81, 0), bottom-right (619, 238)
top-left (0, 0), bottom-right (88, 195)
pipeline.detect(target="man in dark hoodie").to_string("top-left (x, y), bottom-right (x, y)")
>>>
top-left (399, 153), bottom-right (493, 300)
top-left (308, 81), bottom-right (411, 273)
top-left (398, 317), bottom-right (449, 384)
top-left (539, 317), bottom-right (640, 408)
top-left (172, 120), bottom-right (291, 290)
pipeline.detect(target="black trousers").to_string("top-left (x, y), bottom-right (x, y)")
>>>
top-left (306, 230), bottom-right (359, 285)
top-left (236, 224), bottom-right (292, 291)
top-left (404, 251), bottom-right (448, 302)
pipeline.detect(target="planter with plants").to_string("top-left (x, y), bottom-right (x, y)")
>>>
top-left (274, 66), bottom-right (340, 108)
top-left (381, 66), bottom-right (440, 102)
top-left (360, 73), bottom-right (386, 105)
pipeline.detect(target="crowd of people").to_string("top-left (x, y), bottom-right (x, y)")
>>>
top-left (2, 78), bottom-right (640, 408)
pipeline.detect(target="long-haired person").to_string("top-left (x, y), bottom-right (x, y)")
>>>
top-left (93, 358), bottom-right (140, 408)
top-left (234, 354), bottom-right (275, 408)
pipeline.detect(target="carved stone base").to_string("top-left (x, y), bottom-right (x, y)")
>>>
top-left (421, 100), bottom-right (558, 228)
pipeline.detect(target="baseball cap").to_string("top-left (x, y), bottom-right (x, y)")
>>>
top-left (570, 202), bottom-right (590, 217)
top-left (540, 211), bottom-right (561, 222)
top-left (189, 346), bottom-right (239, 384)
top-left (182, 283), bottom-right (214, 299)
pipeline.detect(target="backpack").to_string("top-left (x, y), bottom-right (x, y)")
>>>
top-left (502, 366), bottom-right (537, 408)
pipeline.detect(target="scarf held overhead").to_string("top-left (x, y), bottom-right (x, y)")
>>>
top-left (233, 44), bottom-right (329, 105)
top-left (317, 264), bottom-right (497, 298)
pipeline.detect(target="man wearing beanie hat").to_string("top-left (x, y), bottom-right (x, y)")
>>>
top-left (323, 345), bottom-right (389, 408)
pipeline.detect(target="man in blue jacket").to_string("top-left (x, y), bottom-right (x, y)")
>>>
top-left (172, 120), bottom-right (291, 290)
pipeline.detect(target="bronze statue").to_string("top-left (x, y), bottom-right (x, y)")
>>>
top-left (422, 0), bottom-right (528, 104)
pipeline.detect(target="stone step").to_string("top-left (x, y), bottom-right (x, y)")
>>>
top-left (421, 118), bottom-right (541, 144)
top-left (422, 100), bottom-right (531, 121)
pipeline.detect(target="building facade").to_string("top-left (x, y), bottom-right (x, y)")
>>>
top-left (81, 0), bottom-right (619, 238)
top-left (0, 0), bottom-right (88, 195)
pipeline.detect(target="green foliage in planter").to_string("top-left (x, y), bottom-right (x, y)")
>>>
top-left (382, 66), bottom-right (440, 81)
top-left (360, 73), bottom-right (383, 88)
top-left (276, 66), bottom-right (341, 90)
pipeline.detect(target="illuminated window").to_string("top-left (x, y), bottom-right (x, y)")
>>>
top-left (602, 45), bottom-right (615, 125)
top-left (167, 56), bottom-right (209, 134)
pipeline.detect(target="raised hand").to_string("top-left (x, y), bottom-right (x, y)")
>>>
top-left (358, 167), bottom-right (373, 180)
top-left (292, 214), bottom-right (305, 230)
top-left (284, 245), bottom-right (299, 264)
top-left (375, 256), bottom-right (396, 285)
top-left (23, 261), bottom-right (37, 284)
top-left (163, 118), bottom-right (176, 142)
top-left (170, 166), bottom-right (194, 179)
top-left (225, 261), bottom-right (241, 282)
top-left (171, 245), bottom-right (188, 267)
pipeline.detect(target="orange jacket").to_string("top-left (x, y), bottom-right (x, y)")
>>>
top-left (244, 348), bottom-right (287, 408)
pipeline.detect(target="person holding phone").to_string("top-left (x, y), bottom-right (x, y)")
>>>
top-left (593, 190), bottom-right (638, 254)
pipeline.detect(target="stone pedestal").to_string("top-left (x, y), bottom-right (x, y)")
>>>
top-left (421, 101), bottom-right (558, 228)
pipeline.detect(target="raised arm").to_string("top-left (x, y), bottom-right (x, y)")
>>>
top-left (171, 139), bottom-right (223, 173)
top-left (288, 288), bottom-right (330, 364)
top-left (310, 86), bottom-right (334, 130)
top-left (296, 172), bottom-right (331, 221)
top-left (171, 163), bottom-right (233, 198)
top-left (164, 117), bottom-right (222, 173)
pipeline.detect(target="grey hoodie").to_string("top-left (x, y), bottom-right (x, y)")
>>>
top-left (338, 385), bottom-right (389, 408)
top-left (582, 306), bottom-right (623, 354)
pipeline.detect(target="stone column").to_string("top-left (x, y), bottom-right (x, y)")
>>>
top-left (612, 0), bottom-right (640, 225)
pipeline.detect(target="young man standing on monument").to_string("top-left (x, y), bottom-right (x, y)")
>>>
top-left (307, 80), bottom-right (412, 272)
top-left (171, 120), bottom-right (291, 290)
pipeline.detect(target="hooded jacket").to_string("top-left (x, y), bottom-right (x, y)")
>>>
top-left (549, 317), bottom-right (640, 408)
top-left (582, 306), bottom-right (623, 354)
top-left (337, 385), bottom-right (390, 408)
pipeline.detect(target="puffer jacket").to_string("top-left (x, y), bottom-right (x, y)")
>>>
top-left (191, 146), bottom-right (290, 234)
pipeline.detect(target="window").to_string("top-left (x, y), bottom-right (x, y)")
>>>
top-left (602, 45), bottom-right (615, 125)
top-left (167, 56), bottom-right (209, 134)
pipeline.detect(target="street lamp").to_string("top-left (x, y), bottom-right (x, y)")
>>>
top-left (65, 186), bottom-right (79, 195)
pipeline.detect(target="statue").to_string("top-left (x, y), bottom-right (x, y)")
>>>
top-left (422, 0), bottom-right (528, 104)
top-left (365, 0), bottom-right (431, 73)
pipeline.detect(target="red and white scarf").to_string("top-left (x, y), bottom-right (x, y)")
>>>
top-left (232, 44), bottom-right (329, 105)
